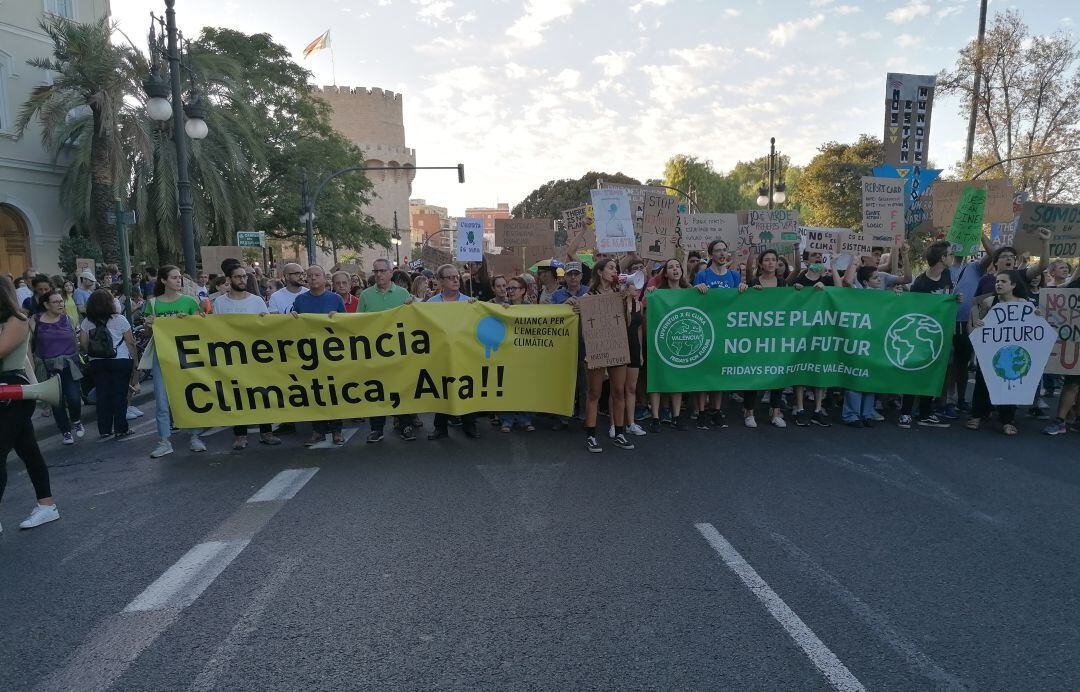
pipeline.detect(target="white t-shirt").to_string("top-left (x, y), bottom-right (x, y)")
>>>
top-left (267, 286), bottom-right (307, 314)
top-left (16, 286), bottom-right (32, 304)
top-left (80, 314), bottom-right (132, 360)
top-left (212, 292), bottom-right (266, 315)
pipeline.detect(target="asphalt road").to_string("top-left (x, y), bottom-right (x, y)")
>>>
top-left (3, 396), bottom-right (1080, 691)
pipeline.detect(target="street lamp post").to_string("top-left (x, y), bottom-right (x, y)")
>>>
top-left (143, 2), bottom-right (209, 278)
top-left (391, 211), bottom-right (402, 267)
top-left (756, 137), bottom-right (787, 209)
top-left (301, 163), bottom-right (464, 266)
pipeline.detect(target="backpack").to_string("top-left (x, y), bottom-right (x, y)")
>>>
top-left (87, 319), bottom-right (117, 359)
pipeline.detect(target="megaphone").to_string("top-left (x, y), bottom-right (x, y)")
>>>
top-left (0, 374), bottom-right (61, 408)
top-left (618, 270), bottom-right (646, 291)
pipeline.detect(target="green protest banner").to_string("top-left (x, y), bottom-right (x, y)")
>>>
top-left (646, 288), bottom-right (956, 395)
top-left (945, 186), bottom-right (987, 256)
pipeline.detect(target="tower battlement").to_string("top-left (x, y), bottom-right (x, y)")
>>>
top-left (316, 85), bottom-right (403, 103)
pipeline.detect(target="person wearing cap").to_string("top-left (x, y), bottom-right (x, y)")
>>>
top-left (73, 269), bottom-right (96, 316)
top-left (535, 260), bottom-right (560, 304)
top-left (550, 262), bottom-right (587, 304)
top-left (267, 262), bottom-right (308, 314)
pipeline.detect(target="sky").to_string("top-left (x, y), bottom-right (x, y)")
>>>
top-left (109, 0), bottom-right (1074, 217)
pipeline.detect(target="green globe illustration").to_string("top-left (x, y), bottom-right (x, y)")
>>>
top-left (992, 345), bottom-right (1031, 384)
top-left (885, 314), bottom-right (944, 371)
top-left (669, 320), bottom-right (705, 358)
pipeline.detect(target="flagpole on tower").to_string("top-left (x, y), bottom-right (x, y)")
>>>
top-left (329, 30), bottom-right (337, 86)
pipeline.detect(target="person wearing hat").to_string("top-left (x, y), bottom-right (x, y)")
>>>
top-left (550, 262), bottom-right (587, 304)
top-left (267, 262), bottom-right (308, 314)
top-left (73, 269), bottom-right (97, 316)
top-left (535, 260), bottom-right (560, 304)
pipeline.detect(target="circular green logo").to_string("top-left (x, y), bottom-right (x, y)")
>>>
top-left (884, 313), bottom-right (945, 371)
top-left (654, 307), bottom-right (714, 368)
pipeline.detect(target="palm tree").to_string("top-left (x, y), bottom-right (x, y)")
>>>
top-left (16, 16), bottom-right (144, 264)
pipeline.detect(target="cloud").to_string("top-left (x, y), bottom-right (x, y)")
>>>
top-left (886, 3), bottom-right (931, 24)
top-left (723, 8), bottom-right (742, 18)
top-left (506, 0), bottom-right (585, 48)
top-left (769, 14), bottom-right (825, 46)
top-left (860, 30), bottom-right (882, 39)
top-left (744, 46), bottom-right (772, 60)
top-left (414, 0), bottom-right (454, 24)
top-left (593, 51), bottom-right (635, 77)
top-left (640, 43), bottom-right (733, 102)
top-left (835, 30), bottom-right (854, 47)
top-left (936, 6), bottom-right (964, 20)
top-left (809, 0), bottom-right (834, 6)
top-left (669, 43), bottom-right (732, 69)
top-left (895, 34), bottom-right (922, 47)
top-left (630, 0), bottom-right (672, 12)
top-left (553, 68), bottom-right (582, 89)
top-left (833, 5), bottom-right (860, 15)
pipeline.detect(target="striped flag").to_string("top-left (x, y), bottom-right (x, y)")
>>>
top-left (302, 30), bottom-right (329, 59)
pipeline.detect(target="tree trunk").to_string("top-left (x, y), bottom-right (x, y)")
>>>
top-left (90, 107), bottom-right (120, 264)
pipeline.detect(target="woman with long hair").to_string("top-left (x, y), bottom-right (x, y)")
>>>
top-left (489, 274), bottom-right (509, 306)
top-left (692, 239), bottom-right (747, 430)
top-left (465, 259), bottom-right (494, 303)
top-left (741, 249), bottom-right (788, 428)
top-left (53, 275), bottom-right (80, 324)
top-left (144, 265), bottom-right (203, 458)
top-left (644, 258), bottom-right (689, 433)
top-left (569, 257), bottom-right (635, 453)
top-left (615, 255), bottom-right (648, 439)
top-left (80, 289), bottom-right (137, 441)
top-left (0, 275), bottom-right (60, 530)
top-left (410, 275), bottom-right (431, 303)
top-left (968, 270), bottom-right (1029, 435)
top-left (497, 276), bottom-right (537, 433)
top-left (31, 289), bottom-right (85, 444)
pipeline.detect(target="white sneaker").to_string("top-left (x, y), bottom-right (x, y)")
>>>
top-left (150, 440), bottom-right (173, 458)
top-left (73, 421), bottom-right (85, 439)
top-left (626, 423), bottom-right (647, 436)
top-left (190, 435), bottom-right (207, 452)
top-left (770, 415), bottom-right (787, 428)
top-left (744, 415), bottom-right (758, 428)
top-left (126, 406), bottom-right (144, 420)
top-left (19, 503), bottom-right (60, 529)
top-left (62, 432), bottom-right (74, 445)
top-left (608, 425), bottom-right (616, 439)
top-left (872, 412), bottom-right (886, 422)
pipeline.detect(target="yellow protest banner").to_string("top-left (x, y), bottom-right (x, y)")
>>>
top-left (153, 303), bottom-right (579, 427)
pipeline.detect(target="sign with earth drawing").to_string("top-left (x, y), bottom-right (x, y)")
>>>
top-left (456, 218), bottom-right (484, 262)
top-left (646, 287), bottom-right (955, 394)
top-left (969, 300), bottom-right (1057, 405)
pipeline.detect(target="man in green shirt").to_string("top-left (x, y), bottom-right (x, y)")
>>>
top-left (360, 259), bottom-right (416, 442)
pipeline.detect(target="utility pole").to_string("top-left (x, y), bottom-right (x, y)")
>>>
top-left (964, 0), bottom-right (989, 164)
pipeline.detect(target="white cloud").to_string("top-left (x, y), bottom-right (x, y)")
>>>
top-left (744, 46), bottom-right (772, 60)
top-left (506, 0), bottom-right (585, 48)
top-left (809, 0), bottom-right (834, 6)
top-left (895, 34), bottom-right (922, 47)
top-left (630, 0), bottom-right (672, 12)
top-left (669, 43), bottom-right (732, 69)
top-left (414, 0), bottom-right (454, 24)
top-left (886, 3), bottom-right (931, 24)
top-left (937, 6), bottom-right (964, 20)
top-left (836, 30), bottom-right (854, 47)
top-left (553, 68), bottom-right (582, 89)
top-left (723, 8), bottom-right (742, 18)
top-left (413, 35), bottom-right (473, 55)
top-left (640, 44), bottom-right (733, 102)
top-left (593, 51), bottom-right (635, 77)
top-left (860, 30), bottom-right (882, 39)
top-left (769, 14), bottom-right (826, 46)
top-left (834, 5), bottom-right (860, 15)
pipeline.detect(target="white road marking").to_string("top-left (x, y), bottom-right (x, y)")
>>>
top-left (247, 468), bottom-right (320, 503)
top-left (769, 531), bottom-right (967, 690)
top-left (41, 468), bottom-right (319, 692)
top-left (694, 523), bottom-right (866, 692)
top-left (307, 427), bottom-right (359, 450)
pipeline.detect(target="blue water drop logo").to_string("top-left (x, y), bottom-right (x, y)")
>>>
top-left (476, 316), bottom-right (507, 359)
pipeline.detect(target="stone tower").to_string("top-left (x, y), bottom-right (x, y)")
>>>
top-left (316, 86), bottom-right (416, 269)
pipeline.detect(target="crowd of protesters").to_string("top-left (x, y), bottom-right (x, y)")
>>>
top-left (2, 228), bottom-right (1079, 531)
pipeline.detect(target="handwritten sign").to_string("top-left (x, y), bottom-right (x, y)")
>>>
top-left (562, 205), bottom-right (596, 249)
top-left (1014, 202), bottom-right (1080, 257)
top-left (861, 177), bottom-right (904, 246)
top-left (945, 186), bottom-right (987, 257)
top-left (598, 182), bottom-right (667, 235)
top-left (641, 192), bottom-right (678, 260)
top-left (931, 179), bottom-right (1015, 226)
top-left (579, 292), bottom-right (630, 369)
top-left (989, 191), bottom-right (1028, 250)
top-left (802, 227), bottom-right (843, 256)
top-left (969, 300), bottom-right (1056, 405)
top-left (495, 218), bottom-right (552, 248)
top-left (678, 213), bottom-right (739, 253)
top-left (589, 188), bottom-right (636, 253)
top-left (1042, 288), bottom-right (1080, 375)
top-left (485, 252), bottom-right (522, 277)
top-left (456, 218), bottom-right (484, 262)
top-left (76, 258), bottom-right (96, 276)
top-left (747, 209), bottom-right (800, 247)
top-left (838, 231), bottom-right (875, 258)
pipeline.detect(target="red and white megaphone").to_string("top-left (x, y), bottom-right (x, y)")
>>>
top-left (0, 374), bottom-right (61, 407)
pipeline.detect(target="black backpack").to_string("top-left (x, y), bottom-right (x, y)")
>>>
top-left (87, 319), bottom-right (117, 358)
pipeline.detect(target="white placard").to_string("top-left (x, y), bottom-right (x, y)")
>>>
top-left (678, 213), bottom-right (740, 253)
top-left (969, 300), bottom-right (1057, 405)
top-left (589, 188), bottom-right (636, 253)
top-left (861, 177), bottom-right (904, 247)
top-left (456, 218), bottom-right (484, 262)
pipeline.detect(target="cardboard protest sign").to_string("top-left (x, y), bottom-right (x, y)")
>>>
top-left (861, 177), bottom-right (905, 246)
top-left (523, 245), bottom-right (555, 270)
top-left (989, 191), bottom-right (1028, 250)
top-left (837, 231), bottom-right (875, 258)
top-left (456, 218), bottom-right (484, 262)
top-left (486, 252), bottom-right (522, 277)
top-left (883, 73), bottom-right (935, 167)
top-left (495, 218), bottom-right (552, 248)
top-left (931, 179), bottom-right (1014, 226)
top-left (1042, 288), bottom-right (1080, 376)
top-left (641, 192), bottom-right (678, 261)
top-left (579, 292), bottom-right (630, 369)
top-left (747, 209), bottom-right (800, 247)
top-left (200, 246), bottom-right (246, 276)
top-left (589, 188), bottom-right (636, 253)
top-left (801, 227), bottom-right (843, 256)
top-left (597, 182), bottom-right (667, 235)
top-left (562, 205), bottom-right (596, 249)
top-left (945, 186), bottom-right (987, 257)
top-left (969, 300), bottom-right (1056, 405)
top-left (678, 213), bottom-right (740, 253)
top-left (1014, 202), bottom-right (1080, 257)
top-left (76, 258), bottom-right (96, 276)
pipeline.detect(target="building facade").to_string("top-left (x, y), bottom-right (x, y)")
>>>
top-left (0, 0), bottom-right (111, 275)
top-left (464, 202), bottom-right (510, 253)
top-left (316, 85), bottom-right (415, 270)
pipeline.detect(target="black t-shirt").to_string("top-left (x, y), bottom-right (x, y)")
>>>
top-left (791, 273), bottom-right (835, 287)
top-left (910, 271), bottom-right (954, 295)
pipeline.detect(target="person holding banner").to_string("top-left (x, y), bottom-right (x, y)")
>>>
top-left (739, 250), bottom-right (789, 428)
top-left (0, 275), bottom-right (61, 531)
top-left (967, 270), bottom-right (1030, 435)
top-left (359, 259), bottom-right (417, 444)
top-left (692, 240), bottom-right (746, 430)
top-left (571, 258), bottom-right (635, 453)
top-left (789, 251), bottom-right (841, 427)
top-left (268, 263), bottom-right (308, 314)
top-left (331, 271), bottom-right (359, 313)
top-left (645, 258), bottom-right (690, 433)
top-left (290, 266), bottom-right (346, 447)
top-left (426, 264), bottom-right (481, 441)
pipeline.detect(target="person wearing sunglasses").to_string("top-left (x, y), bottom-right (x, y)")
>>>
top-left (359, 258), bottom-right (417, 443)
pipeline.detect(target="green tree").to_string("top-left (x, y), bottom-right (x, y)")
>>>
top-left (662, 155), bottom-right (740, 212)
top-left (794, 135), bottom-right (883, 228)
top-left (194, 29), bottom-right (383, 254)
top-left (16, 16), bottom-right (143, 263)
top-left (938, 9), bottom-right (1080, 201)
top-left (512, 171), bottom-right (642, 245)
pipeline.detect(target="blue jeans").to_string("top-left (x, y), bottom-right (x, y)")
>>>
top-left (500, 412), bottom-right (533, 428)
top-left (43, 361), bottom-right (82, 434)
top-left (842, 391), bottom-right (876, 423)
top-left (151, 351), bottom-right (172, 440)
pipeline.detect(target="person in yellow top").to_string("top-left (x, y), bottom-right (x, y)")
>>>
top-left (53, 276), bottom-right (80, 325)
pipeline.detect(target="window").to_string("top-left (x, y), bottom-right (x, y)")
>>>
top-left (44, 0), bottom-right (74, 19)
